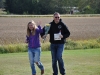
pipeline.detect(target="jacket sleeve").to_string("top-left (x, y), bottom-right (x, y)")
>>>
top-left (36, 25), bottom-right (43, 33)
top-left (63, 24), bottom-right (70, 39)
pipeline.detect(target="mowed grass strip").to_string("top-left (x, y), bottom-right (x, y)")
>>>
top-left (0, 49), bottom-right (100, 75)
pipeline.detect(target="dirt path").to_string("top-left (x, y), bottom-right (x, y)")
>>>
top-left (0, 17), bottom-right (100, 44)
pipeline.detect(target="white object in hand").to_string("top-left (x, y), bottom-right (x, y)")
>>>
top-left (54, 30), bottom-right (61, 40)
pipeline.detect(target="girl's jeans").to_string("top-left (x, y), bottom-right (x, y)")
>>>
top-left (50, 44), bottom-right (66, 75)
top-left (28, 47), bottom-right (44, 75)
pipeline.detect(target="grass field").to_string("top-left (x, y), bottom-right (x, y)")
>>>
top-left (0, 48), bottom-right (100, 75)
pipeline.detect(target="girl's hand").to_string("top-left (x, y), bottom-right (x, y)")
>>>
top-left (37, 21), bottom-right (41, 26)
top-left (25, 40), bottom-right (28, 43)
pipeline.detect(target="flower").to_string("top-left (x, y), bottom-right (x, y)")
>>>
top-left (45, 24), bottom-right (50, 26)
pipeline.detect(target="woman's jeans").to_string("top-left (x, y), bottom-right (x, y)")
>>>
top-left (28, 47), bottom-right (44, 75)
top-left (50, 44), bottom-right (66, 75)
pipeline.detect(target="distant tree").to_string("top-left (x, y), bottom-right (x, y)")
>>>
top-left (4, 0), bottom-right (69, 14)
top-left (4, 0), bottom-right (100, 14)
top-left (0, 0), bottom-right (4, 8)
top-left (78, 0), bottom-right (100, 14)
top-left (4, 0), bottom-right (33, 14)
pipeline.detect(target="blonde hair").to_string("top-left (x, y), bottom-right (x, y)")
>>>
top-left (27, 20), bottom-right (38, 36)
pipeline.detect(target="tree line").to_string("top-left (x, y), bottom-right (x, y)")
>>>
top-left (0, 0), bottom-right (100, 14)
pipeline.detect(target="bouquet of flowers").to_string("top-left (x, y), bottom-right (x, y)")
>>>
top-left (43, 24), bottom-right (51, 42)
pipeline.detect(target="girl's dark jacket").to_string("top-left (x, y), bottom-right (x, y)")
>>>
top-left (41, 19), bottom-right (70, 44)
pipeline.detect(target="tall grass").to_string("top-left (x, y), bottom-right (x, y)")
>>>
top-left (65, 38), bottom-right (100, 50)
top-left (0, 38), bottom-right (100, 53)
top-left (0, 44), bottom-right (27, 53)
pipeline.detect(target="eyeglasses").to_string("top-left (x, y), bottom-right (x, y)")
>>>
top-left (55, 17), bottom-right (60, 18)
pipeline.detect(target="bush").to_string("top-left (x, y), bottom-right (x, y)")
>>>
top-left (65, 38), bottom-right (100, 50)
top-left (0, 44), bottom-right (27, 53)
top-left (41, 42), bottom-right (50, 51)
top-left (0, 38), bottom-right (100, 53)
top-left (65, 39), bottom-right (83, 50)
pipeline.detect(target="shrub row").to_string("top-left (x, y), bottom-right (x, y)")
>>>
top-left (0, 38), bottom-right (100, 53)
top-left (65, 38), bottom-right (100, 50)
top-left (0, 14), bottom-right (100, 17)
top-left (0, 44), bottom-right (27, 53)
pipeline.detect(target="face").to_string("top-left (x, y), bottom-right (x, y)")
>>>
top-left (54, 14), bottom-right (60, 24)
top-left (28, 23), bottom-right (35, 30)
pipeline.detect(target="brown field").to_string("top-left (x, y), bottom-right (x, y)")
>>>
top-left (0, 17), bottom-right (100, 45)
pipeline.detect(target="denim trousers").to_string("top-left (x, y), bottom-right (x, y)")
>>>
top-left (28, 47), bottom-right (44, 75)
top-left (50, 44), bottom-right (66, 75)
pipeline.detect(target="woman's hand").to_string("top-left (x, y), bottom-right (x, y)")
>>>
top-left (59, 34), bottom-right (63, 38)
top-left (42, 35), bottom-right (47, 39)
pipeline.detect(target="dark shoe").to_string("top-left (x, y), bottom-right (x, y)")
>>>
top-left (53, 73), bottom-right (58, 75)
top-left (41, 70), bottom-right (44, 75)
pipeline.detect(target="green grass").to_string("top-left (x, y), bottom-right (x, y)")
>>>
top-left (0, 49), bottom-right (100, 75)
